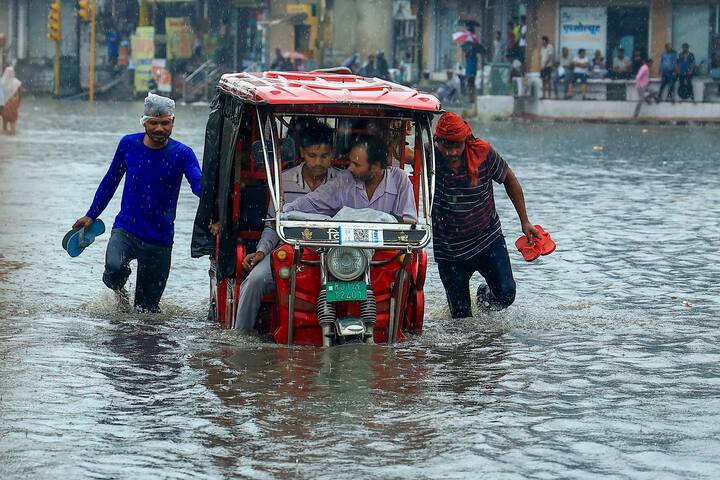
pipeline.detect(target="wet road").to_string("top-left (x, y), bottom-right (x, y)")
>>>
top-left (1, 99), bottom-right (719, 479)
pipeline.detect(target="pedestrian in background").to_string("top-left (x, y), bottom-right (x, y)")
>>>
top-left (518, 15), bottom-right (527, 65)
top-left (559, 47), bottom-right (572, 97)
top-left (71, 94), bottom-right (202, 312)
top-left (506, 21), bottom-right (517, 60)
top-left (677, 43), bottom-right (696, 102)
top-left (568, 48), bottom-right (590, 100)
top-left (634, 58), bottom-right (657, 118)
top-left (539, 35), bottom-right (554, 99)
top-left (611, 48), bottom-right (631, 79)
top-left (591, 50), bottom-right (607, 78)
top-left (376, 51), bottom-right (390, 80)
top-left (462, 26), bottom-right (483, 103)
top-left (431, 112), bottom-right (540, 318)
top-left (492, 30), bottom-right (505, 63)
top-left (1, 66), bottom-right (21, 135)
top-left (360, 54), bottom-right (377, 77)
top-left (0, 72), bottom-right (5, 117)
top-left (658, 43), bottom-right (677, 102)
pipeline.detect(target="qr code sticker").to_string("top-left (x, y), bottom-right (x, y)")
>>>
top-left (354, 229), bottom-right (370, 242)
top-left (339, 228), bottom-right (384, 245)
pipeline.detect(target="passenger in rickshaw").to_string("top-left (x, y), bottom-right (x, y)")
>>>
top-left (233, 122), bottom-right (341, 330)
top-left (283, 134), bottom-right (417, 223)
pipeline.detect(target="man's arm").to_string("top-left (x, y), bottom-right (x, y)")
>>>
top-left (183, 146), bottom-right (203, 197)
top-left (85, 140), bottom-right (127, 220)
top-left (503, 168), bottom-right (541, 241)
top-left (255, 200), bottom-right (280, 256)
top-left (283, 176), bottom-right (344, 216)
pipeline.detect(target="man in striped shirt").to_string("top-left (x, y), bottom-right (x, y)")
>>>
top-left (432, 112), bottom-right (540, 317)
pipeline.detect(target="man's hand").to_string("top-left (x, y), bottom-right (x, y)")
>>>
top-left (72, 216), bottom-right (94, 230)
top-left (242, 251), bottom-right (266, 272)
top-left (522, 221), bottom-right (542, 243)
top-left (209, 222), bottom-right (219, 236)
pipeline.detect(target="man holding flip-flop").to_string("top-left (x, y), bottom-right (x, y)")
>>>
top-left (71, 93), bottom-right (202, 312)
top-left (431, 112), bottom-right (541, 317)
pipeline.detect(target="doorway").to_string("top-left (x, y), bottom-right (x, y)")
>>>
top-left (607, 7), bottom-right (649, 66)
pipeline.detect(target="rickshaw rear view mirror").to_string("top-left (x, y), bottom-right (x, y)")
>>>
top-left (252, 140), bottom-right (267, 167)
top-left (280, 137), bottom-right (296, 165)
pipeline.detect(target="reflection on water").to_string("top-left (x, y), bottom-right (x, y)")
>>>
top-left (1, 99), bottom-right (719, 479)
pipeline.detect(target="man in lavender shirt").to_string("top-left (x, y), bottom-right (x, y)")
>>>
top-left (283, 135), bottom-right (418, 223)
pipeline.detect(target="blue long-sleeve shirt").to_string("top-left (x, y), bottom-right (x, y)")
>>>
top-left (86, 133), bottom-right (202, 246)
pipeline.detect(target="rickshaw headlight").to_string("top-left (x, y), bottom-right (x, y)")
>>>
top-left (327, 247), bottom-right (367, 281)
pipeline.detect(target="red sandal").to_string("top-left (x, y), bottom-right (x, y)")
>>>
top-left (515, 225), bottom-right (555, 262)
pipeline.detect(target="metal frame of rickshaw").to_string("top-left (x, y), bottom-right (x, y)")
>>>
top-left (251, 104), bottom-right (437, 345)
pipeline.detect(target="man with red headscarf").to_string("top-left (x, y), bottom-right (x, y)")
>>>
top-left (432, 111), bottom-right (540, 317)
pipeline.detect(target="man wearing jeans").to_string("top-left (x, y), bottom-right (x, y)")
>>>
top-left (658, 43), bottom-right (677, 102)
top-left (431, 112), bottom-right (540, 317)
top-left (72, 94), bottom-right (202, 311)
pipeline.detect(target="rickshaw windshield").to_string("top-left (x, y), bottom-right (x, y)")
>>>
top-left (255, 109), bottom-right (435, 249)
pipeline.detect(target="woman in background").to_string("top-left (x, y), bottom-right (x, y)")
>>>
top-left (1, 67), bottom-right (22, 135)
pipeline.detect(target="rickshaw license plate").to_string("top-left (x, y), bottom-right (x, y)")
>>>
top-left (326, 281), bottom-right (367, 302)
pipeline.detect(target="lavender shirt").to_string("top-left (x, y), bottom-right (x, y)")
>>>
top-left (256, 163), bottom-right (341, 255)
top-left (283, 167), bottom-right (418, 222)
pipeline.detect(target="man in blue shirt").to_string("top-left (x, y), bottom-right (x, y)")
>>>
top-left (72, 94), bottom-right (202, 312)
top-left (658, 43), bottom-right (677, 102)
top-left (677, 43), bottom-right (697, 101)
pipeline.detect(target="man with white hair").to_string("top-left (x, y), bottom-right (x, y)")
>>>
top-left (72, 93), bottom-right (202, 312)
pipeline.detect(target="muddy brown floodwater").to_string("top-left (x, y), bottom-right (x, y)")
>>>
top-left (1, 99), bottom-right (719, 479)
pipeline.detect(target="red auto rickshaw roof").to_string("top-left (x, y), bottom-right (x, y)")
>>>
top-left (218, 71), bottom-right (441, 112)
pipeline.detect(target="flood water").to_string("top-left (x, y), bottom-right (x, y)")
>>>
top-left (1, 99), bottom-right (719, 479)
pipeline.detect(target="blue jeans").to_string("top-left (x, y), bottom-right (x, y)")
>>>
top-left (436, 237), bottom-right (516, 318)
top-left (103, 228), bottom-right (172, 312)
top-left (659, 71), bottom-right (676, 100)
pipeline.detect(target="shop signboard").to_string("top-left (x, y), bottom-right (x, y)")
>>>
top-left (131, 26), bottom-right (155, 93)
top-left (151, 59), bottom-right (173, 93)
top-left (166, 18), bottom-right (194, 60)
top-left (559, 7), bottom-right (607, 58)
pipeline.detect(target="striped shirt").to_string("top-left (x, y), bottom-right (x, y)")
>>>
top-left (256, 163), bottom-right (341, 254)
top-left (431, 145), bottom-right (509, 261)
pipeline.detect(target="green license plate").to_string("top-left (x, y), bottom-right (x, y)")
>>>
top-left (325, 281), bottom-right (367, 302)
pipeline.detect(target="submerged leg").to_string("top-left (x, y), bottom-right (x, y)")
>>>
top-left (103, 228), bottom-right (135, 293)
top-left (234, 254), bottom-right (275, 330)
top-left (134, 240), bottom-right (172, 313)
top-left (476, 237), bottom-right (516, 311)
top-left (437, 259), bottom-right (475, 318)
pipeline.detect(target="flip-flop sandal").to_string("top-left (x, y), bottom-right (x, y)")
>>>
top-left (515, 235), bottom-right (542, 262)
top-left (63, 219), bottom-right (106, 257)
top-left (515, 225), bottom-right (556, 262)
top-left (534, 225), bottom-right (556, 256)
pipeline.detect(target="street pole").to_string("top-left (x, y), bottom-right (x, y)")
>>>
top-left (54, 42), bottom-right (60, 96)
top-left (89, 0), bottom-right (96, 101)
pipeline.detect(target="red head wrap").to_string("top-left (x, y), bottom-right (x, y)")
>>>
top-left (434, 112), bottom-right (491, 181)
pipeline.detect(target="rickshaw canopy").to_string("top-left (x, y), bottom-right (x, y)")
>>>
top-left (218, 71), bottom-right (442, 111)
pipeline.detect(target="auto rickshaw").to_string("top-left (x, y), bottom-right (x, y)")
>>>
top-left (191, 69), bottom-right (440, 346)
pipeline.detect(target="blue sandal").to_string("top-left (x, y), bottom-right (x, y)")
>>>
top-left (63, 219), bottom-right (106, 257)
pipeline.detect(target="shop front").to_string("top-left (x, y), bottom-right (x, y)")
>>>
top-left (558, 2), bottom-right (649, 68)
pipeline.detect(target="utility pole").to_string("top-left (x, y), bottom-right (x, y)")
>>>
top-left (77, 0), bottom-right (96, 101)
top-left (48, 0), bottom-right (62, 97)
top-left (89, 0), bottom-right (97, 101)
